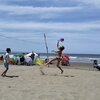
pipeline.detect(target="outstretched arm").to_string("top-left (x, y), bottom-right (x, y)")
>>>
top-left (57, 40), bottom-right (60, 49)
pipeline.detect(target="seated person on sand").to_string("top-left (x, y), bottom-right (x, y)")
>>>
top-left (93, 60), bottom-right (100, 70)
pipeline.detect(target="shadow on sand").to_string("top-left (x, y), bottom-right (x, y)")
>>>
top-left (41, 73), bottom-right (75, 77)
top-left (4, 75), bottom-right (19, 78)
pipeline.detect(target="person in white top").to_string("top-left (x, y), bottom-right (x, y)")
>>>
top-left (1, 48), bottom-right (11, 77)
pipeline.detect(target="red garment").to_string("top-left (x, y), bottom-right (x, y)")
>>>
top-left (62, 54), bottom-right (69, 60)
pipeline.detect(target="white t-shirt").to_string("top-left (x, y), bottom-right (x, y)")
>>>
top-left (24, 56), bottom-right (32, 63)
top-left (3, 53), bottom-right (9, 63)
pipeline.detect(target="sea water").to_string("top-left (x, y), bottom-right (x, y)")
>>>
top-left (36, 53), bottom-right (100, 64)
top-left (69, 54), bottom-right (100, 63)
top-left (39, 53), bottom-right (100, 64)
top-left (0, 52), bottom-right (100, 64)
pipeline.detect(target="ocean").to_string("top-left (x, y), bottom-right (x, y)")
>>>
top-left (39, 53), bottom-right (100, 64)
top-left (0, 52), bottom-right (100, 64)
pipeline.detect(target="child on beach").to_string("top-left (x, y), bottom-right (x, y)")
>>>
top-left (45, 39), bottom-right (65, 74)
top-left (1, 48), bottom-right (11, 77)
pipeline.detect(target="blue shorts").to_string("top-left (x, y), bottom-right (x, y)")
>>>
top-left (4, 62), bottom-right (9, 69)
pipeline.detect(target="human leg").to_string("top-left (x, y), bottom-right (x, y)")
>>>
top-left (57, 59), bottom-right (63, 74)
top-left (45, 58), bottom-right (57, 65)
top-left (1, 63), bottom-right (9, 77)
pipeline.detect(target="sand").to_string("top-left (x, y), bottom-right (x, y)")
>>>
top-left (0, 62), bottom-right (100, 100)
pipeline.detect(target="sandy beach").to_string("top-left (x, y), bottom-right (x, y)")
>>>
top-left (0, 62), bottom-right (100, 100)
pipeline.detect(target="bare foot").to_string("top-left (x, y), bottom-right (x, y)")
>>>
top-left (1, 74), bottom-right (6, 77)
top-left (61, 70), bottom-right (63, 74)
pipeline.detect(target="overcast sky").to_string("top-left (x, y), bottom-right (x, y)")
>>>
top-left (0, 0), bottom-right (100, 54)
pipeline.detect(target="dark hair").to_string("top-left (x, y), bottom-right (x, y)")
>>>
top-left (6, 48), bottom-right (11, 53)
top-left (60, 46), bottom-right (65, 51)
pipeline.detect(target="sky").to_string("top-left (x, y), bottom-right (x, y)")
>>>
top-left (0, 0), bottom-right (100, 54)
